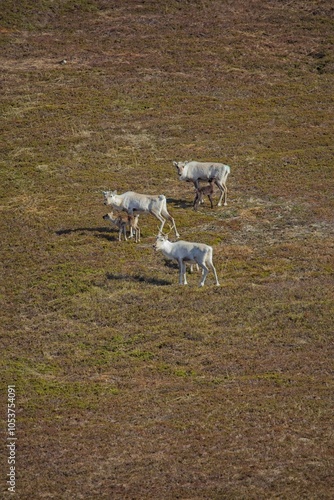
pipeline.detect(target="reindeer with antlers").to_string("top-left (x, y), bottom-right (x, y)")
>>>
top-left (153, 232), bottom-right (220, 286)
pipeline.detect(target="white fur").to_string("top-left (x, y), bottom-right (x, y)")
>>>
top-left (103, 191), bottom-right (179, 238)
top-left (173, 160), bottom-right (230, 206)
top-left (154, 235), bottom-right (220, 286)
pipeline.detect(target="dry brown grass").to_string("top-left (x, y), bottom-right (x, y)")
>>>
top-left (1, 1), bottom-right (334, 498)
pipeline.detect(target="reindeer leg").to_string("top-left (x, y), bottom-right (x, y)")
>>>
top-left (164, 213), bottom-right (180, 239)
top-left (179, 260), bottom-right (187, 285)
top-left (198, 263), bottom-right (209, 286)
top-left (215, 180), bottom-right (225, 207)
top-left (127, 210), bottom-right (134, 237)
top-left (209, 262), bottom-right (220, 286)
top-left (222, 183), bottom-right (227, 206)
top-left (154, 212), bottom-right (166, 236)
top-left (193, 193), bottom-right (198, 210)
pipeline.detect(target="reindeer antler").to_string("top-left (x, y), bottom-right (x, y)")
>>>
top-left (156, 226), bottom-right (170, 238)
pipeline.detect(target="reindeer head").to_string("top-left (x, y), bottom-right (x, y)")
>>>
top-left (173, 161), bottom-right (188, 178)
top-left (102, 190), bottom-right (117, 206)
top-left (153, 235), bottom-right (166, 251)
top-left (103, 211), bottom-right (114, 221)
top-left (153, 231), bottom-right (170, 252)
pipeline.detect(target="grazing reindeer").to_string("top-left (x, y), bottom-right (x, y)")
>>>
top-left (193, 179), bottom-right (215, 211)
top-left (173, 160), bottom-right (230, 206)
top-left (103, 211), bottom-right (140, 242)
top-left (153, 234), bottom-right (220, 286)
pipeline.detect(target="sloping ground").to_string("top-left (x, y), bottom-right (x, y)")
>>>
top-left (1, 1), bottom-right (333, 498)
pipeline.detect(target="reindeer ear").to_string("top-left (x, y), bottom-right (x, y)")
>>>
top-left (172, 161), bottom-right (178, 167)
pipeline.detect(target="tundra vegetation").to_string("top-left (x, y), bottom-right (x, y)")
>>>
top-left (1, 0), bottom-right (333, 498)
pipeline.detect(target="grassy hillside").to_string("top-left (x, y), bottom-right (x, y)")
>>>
top-left (1, 1), bottom-right (333, 498)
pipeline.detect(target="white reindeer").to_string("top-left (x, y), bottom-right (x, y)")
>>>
top-left (173, 160), bottom-right (230, 206)
top-left (102, 191), bottom-right (180, 239)
top-left (103, 211), bottom-right (140, 242)
top-left (153, 235), bottom-right (220, 286)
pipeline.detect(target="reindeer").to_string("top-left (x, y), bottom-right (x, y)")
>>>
top-left (193, 179), bottom-right (215, 211)
top-left (103, 190), bottom-right (179, 239)
top-left (103, 211), bottom-right (140, 242)
top-left (153, 234), bottom-right (220, 286)
top-left (173, 160), bottom-right (230, 206)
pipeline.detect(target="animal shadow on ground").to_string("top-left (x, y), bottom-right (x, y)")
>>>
top-left (164, 259), bottom-right (180, 269)
top-left (167, 197), bottom-right (193, 209)
top-left (167, 196), bottom-right (217, 210)
top-left (163, 259), bottom-right (201, 279)
top-left (56, 227), bottom-right (118, 242)
top-left (106, 273), bottom-right (171, 286)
